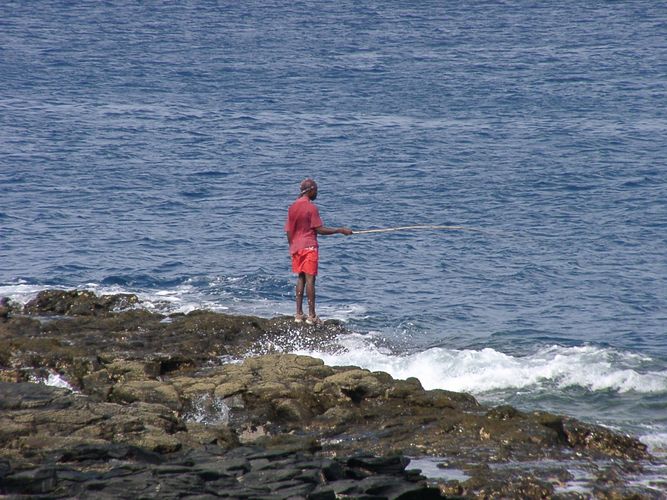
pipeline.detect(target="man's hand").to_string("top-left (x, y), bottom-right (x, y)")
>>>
top-left (338, 228), bottom-right (353, 236)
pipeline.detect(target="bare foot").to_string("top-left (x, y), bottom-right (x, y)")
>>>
top-left (305, 315), bottom-right (322, 326)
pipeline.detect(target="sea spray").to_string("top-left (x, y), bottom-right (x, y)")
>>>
top-left (30, 370), bottom-right (76, 392)
top-left (296, 335), bottom-right (667, 394)
top-left (183, 393), bottom-right (231, 425)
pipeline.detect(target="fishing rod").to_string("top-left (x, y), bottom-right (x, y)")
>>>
top-left (352, 225), bottom-right (484, 235)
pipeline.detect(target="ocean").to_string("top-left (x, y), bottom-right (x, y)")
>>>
top-left (1, 0), bottom-right (666, 459)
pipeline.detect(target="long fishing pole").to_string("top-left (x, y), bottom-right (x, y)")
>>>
top-left (352, 225), bottom-right (483, 235)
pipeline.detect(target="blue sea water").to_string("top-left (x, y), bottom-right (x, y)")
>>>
top-left (1, 0), bottom-right (666, 461)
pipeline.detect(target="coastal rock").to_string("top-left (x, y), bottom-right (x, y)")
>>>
top-left (0, 379), bottom-right (440, 498)
top-left (0, 298), bottom-right (9, 321)
top-left (23, 289), bottom-right (139, 316)
top-left (1, 442), bottom-right (441, 499)
top-left (0, 290), bottom-right (344, 386)
top-left (179, 354), bottom-right (647, 463)
top-left (0, 289), bottom-right (662, 498)
top-left (0, 381), bottom-right (238, 468)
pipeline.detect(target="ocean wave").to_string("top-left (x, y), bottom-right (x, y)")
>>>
top-left (296, 336), bottom-right (667, 395)
top-left (638, 433), bottom-right (667, 457)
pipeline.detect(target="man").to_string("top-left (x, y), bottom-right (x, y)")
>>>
top-left (285, 178), bottom-right (353, 325)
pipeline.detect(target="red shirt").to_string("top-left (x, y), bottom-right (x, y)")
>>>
top-left (284, 196), bottom-right (323, 255)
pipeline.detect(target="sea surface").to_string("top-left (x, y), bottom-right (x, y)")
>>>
top-left (1, 0), bottom-right (666, 467)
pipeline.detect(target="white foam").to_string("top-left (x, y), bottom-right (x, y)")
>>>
top-left (87, 283), bottom-right (226, 314)
top-left (639, 433), bottom-right (667, 457)
top-left (0, 283), bottom-right (58, 305)
top-left (183, 393), bottom-right (230, 425)
top-left (408, 457), bottom-right (470, 482)
top-left (315, 303), bottom-right (368, 322)
top-left (0, 281), bottom-right (367, 323)
top-left (29, 371), bottom-right (76, 392)
top-left (0, 282), bottom-right (232, 315)
top-left (296, 337), bottom-right (667, 395)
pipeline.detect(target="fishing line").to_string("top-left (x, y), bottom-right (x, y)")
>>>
top-left (352, 225), bottom-right (485, 235)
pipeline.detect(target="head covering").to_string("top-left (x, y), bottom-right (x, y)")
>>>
top-left (300, 178), bottom-right (317, 196)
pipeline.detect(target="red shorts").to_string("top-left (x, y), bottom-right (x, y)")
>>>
top-left (291, 248), bottom-right (318, 276)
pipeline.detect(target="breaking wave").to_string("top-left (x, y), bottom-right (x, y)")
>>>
top-left (296, 334), bottom-right (667, 395)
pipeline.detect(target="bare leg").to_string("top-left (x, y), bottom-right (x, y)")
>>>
top-left (305, 273), bottom-right (316, 318)
top-left (295, 273), bottom-right (306, 318)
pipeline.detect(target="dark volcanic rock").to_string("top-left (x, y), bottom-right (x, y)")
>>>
top-left (0, 381), bottom-right (234, 469)
top-left (0, 382), bottom-right (441, 499)
top-left (24, 289), bottom-right (140, 316)
top-left (0, 289), bottom-right (663, 498)
top-left (0, 297), bottom-right (9, 321)
top-left (1, 290), bottom-right (344, 387)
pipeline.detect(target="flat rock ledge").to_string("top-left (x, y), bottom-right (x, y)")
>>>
top-left (0, 290), bottom-right (665, 499)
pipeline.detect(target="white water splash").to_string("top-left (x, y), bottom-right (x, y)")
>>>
top-left (0, 281), bottom-right (368, 322)
top-left (0, 282), bottom-right (53, 306)
top-left (639, 433), bottom-right (667, 457)
top-left (296, 335), bottom-right (667, 394)
top-left (183, 393), bottom-right (231, 425)
top-left (29, 371), bottom-right (76, 392)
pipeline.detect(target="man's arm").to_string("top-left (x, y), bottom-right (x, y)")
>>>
top-left (315, 226), bottom-right (353, 236)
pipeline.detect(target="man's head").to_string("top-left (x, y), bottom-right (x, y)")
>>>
top-left (300, 178), bottom-right (318, 199)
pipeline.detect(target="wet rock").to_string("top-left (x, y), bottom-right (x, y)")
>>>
top-left (462, 471), bottom-right (554, 499)
top-left (561, 417), bottom-right (649, 460)
top-left (0, 381), bottom-right (72, 411)
top-left (0, 297), bottom-right (9, 321)
top-left (110, 379), bottom-right (182, 410)
top-left (0, 458), bottom-right (10, 480)
top-left (0, 440), bottom-right (442, 499)
top-left (0, 382), bottom-right (216, 469)
top-left (57, 443), bottom-right (164, 465)
top-left (346, 455), bottom-right (411, 476)
top-left (24, 289), bottom-right (139, 316)
top-left (1, 290), bottom-right (343, 384)
top-left (1, 466), bottom-right (58, 495)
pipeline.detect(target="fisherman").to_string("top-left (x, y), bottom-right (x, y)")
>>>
top-left (285, 178), bottom-right (352, 325)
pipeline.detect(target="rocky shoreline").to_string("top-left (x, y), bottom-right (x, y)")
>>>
top-left (1, 290), bottom-right (665, 498)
